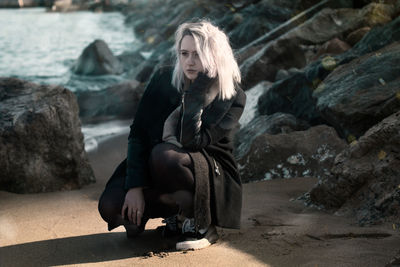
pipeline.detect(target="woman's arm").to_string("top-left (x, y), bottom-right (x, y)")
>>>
top-left (181, 79), bottom-right (246, 150)
top-left (125, 69), bottom-right (163, 189)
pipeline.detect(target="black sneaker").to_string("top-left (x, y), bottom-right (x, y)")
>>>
top-left (176, 220), bottom-right (219, 251)
top-left (159, 214), bottom-right (182, 237)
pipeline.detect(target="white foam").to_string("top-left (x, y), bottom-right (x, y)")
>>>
top-left (239, 81), bottom-right (272, 127)
top-left (82, 120), bottom-right (130, 152)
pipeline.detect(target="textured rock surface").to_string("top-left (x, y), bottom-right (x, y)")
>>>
top-left (240, 3), bottom-right (396, 89)
top-left (235, 113), bottom-right (310, 160)
top-left (312, 37), bottom-right (351, 60)
top-left (307, 111), bottom-right (400, 225)
top-left (73, 39), bottom-right (124, 75)
top-left (0, 78), bottom-right (95, 193)
top-left (240, 38), bottom-right (307, 88)
top-left (314, 41), bottom-right (400, 139)
top-left (345, 26), bottom-right (371, 46)
top-left (258, 15), bottom-right (400, 130)
top-left (75, 80), bottom-right (144, 124)
top-left (238, 125), bottom-right (346, 183)
top-left (283, 3), bottom-right (396, 44)
top-left (386, 250), bottom-right (400, 267)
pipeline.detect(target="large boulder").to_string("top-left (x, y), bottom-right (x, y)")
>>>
top-left (0, 78), bottom-right (95, 193)
top-left (73, 39), bottom-right (124, 76)
top-left (258, 15), bottom-right (400, 130)
top-left (75, 80), bottom-right (144, 124)
top-left (235, 113), bottom-right (310, 160)
top-left (240, 38), bottom-right (307, 88)
top-left (238, 125), bottom-right (347, 183)
top-left (283, 3), bottom-right (396, 45)
top-left (314, 41), bottom-right (400, 139)
top-left (240, 2), bottom-right (397, 89)
top-left (220, 0), bottom-right (293, 49)
top-left (306, 111), bottom-right (400, 225)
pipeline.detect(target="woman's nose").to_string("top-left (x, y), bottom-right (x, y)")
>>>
top-left (188, 54), bottom-right (195, 65)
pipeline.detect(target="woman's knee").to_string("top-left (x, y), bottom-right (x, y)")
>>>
top-left (98, 191), bottom-right (123, 223)
top-left (149, 143), bottom-right (186, 174)
top-left (149, 143), bottom-right (194, 191)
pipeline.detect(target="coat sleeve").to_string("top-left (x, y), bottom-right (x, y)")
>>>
top-left (181, 88), bottom-right (246, 151)
top-left (125, 69), bottom-right (162, 190)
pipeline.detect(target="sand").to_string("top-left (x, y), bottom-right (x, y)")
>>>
top-left (0, 132), bottom-right (399, 267)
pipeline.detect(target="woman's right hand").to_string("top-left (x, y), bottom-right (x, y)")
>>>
top-left (121, 187), bottom-right (145, 226)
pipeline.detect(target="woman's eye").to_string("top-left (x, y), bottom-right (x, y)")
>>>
top-left (181, 52), bottom-right (188, 56)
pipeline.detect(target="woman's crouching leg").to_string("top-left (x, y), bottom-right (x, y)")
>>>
top-left (98, 161), bottom-right (182, 235)
top-left (149, 143), bottom-right (195, 218)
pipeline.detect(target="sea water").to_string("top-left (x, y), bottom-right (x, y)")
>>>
top-left (0, 8), bottom-right (139, 151)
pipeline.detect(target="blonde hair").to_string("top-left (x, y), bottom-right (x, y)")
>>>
top-left (171, 19), bottom-right (241, 100)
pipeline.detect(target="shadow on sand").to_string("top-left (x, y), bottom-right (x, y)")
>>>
top-left (0, 229), bottom-right (177, 266)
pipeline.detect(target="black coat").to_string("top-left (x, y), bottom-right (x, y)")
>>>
top-left (124, 66), bottom-right (246, 229)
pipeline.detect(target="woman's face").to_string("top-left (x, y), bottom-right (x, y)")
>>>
top-left (179, 35), bottom-right (204, 82)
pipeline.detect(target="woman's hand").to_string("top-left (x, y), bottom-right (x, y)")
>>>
top-left (190, 72), bottom-right (216, 93)
top-left (121, 187), bottom-right (145, 226)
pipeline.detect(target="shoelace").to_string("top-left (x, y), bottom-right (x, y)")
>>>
top-left (181, 218), bottom-right (196, 234)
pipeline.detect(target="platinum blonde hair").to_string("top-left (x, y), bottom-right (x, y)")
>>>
top-left (172, 20), bottom-right (241, 100)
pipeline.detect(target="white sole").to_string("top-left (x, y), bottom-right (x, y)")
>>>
top-left (175, 225), bottom-right (218, 251)
top-left (176, 238), bottom-right (212, 250)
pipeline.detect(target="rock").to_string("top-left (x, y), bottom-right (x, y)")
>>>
top-left (275, 67), bottom-right (301, 81)
top-left (258, 71), bottom-right (327, 125)
top-left (235, 113), bottom-right (310, 160)
top-left (0, 0), bottom-right (52, 8)
top-left (240, 3), bottom-right (395, 89)
top-left (116, 49), bottom-right (147, 73)
top-left (238, 125), bottom-right (346, 183)
top-left (235, 0), bottom-right (353, 64)
top-left (50, 0), bottom-right (88, 12)
top-left (222, 0), bottom-right (293, 49)
top-left (257, 15), bottom-right (400, 130)
top-left (0, 78), bottom-right (95, 193)
top-left (385, 250), bottom-right (400, 267)
top-left (75, 80), bottom-right (144, 124)
top-left (312, 37), bottom-right (351, 60)
top-left (284, 3), bottom-right (395, 44)
top-left (240, 38), bottom-right (307, 88)
top-left (345, 26), bottom-right (371, 46)
top-left (314, 41), bottom-right (400, 139)
top-left (306, 111), bottom-right (400, 225)
top-left (73, 39), bottom-right (124, 76)
top-left (354, 0), bottom-right (398, 8)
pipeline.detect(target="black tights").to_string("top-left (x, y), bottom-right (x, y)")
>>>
top-left (98, 143), bottom-right (195, 230)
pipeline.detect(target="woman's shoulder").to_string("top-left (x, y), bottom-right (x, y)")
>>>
top-left (144, 65), bottom-right (176, 95)
top-left (233, 85), bottom-right (246, 106)
top-left (151, 65), bottom-right (174, 82)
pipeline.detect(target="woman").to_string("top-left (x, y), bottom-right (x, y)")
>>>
top-left (98, 19), bottom-right (246, 251)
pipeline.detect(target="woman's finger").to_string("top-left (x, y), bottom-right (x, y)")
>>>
top-left (127, 206), bottom-right (133, 223)
top-left (137, 210), bottom-right (142, 226)
top-left (121, 202), bottom-right (127, 219)
top-left (132, 208), bottom-right (137, 225)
